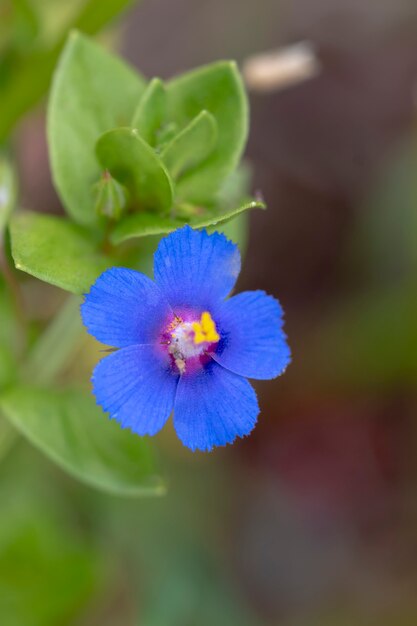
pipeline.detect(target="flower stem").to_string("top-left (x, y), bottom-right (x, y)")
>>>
top-left (0, 246), bottom-right (27, 351)
top-left (22, 295), bottom-right (83, 386)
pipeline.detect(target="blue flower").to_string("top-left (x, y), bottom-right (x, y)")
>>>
top-left (81, 226), bottom-right (290, 451)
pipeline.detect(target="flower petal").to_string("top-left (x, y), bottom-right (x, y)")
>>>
top-left (153, 225), bottom-right (241, 310)
top-left (213, 290), bottom-right (291, 379)
top-left (174, 361), bottom-right (259, 451)
top-left (81, 267), bottom-right (173, 347)
top-left (93, 344), bottom-right (178, 435)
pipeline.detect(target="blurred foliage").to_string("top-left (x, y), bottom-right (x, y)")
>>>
top-left (0, 442), bottom-right (102, 626)
top-left (96, 458), bottom-right (262, 626)
top-left (299, 133), bottom-right (417, 394)
top-left (304, 286), bottom-right (417, 392)
top-left (0, 509), bottom-right (97, 626)
top-left (355, 134), bottom-right (417, 287)
top-left (0, 431), bottom-right (265, 626)
top-left (0, 0), bottom-right (136, 142)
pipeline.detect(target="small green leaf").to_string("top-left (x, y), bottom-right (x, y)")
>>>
top-left (132, 77), bottom-right (166, 146)
top-left (166, 61), bottom-right (248, 204)
top-left (48, 31), bottom-right (146, 225)
top-left (0, 386), bottom-right (165, 497)
top-left (111, 199), bottom-right (265, 243)
top-left (161, 110), bottom-right (217, 179)
top-left (96, 128), bottom-right (174, 213)
top-left (9, 211), bottom-right (110, 294)
top-left (157, 121), bottom-right (179, 148)
top-left (0, 156), bottom-right (17, 235)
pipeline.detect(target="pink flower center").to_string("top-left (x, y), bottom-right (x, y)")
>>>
top-left (161, 312), bottom-right (220, 375)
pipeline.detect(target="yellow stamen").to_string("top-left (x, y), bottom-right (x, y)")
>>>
top-left (167, 315), bottom-right (182, 332)
top-left (192, 311), bottom-right (220, 344)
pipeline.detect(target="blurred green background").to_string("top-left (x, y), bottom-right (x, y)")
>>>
top-left (3, 0), bottom-right (417, 624)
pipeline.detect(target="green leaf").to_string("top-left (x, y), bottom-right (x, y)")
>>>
top-left (132, 77), bottom-right (166, 146)
top-left (161, 110), bottom-right (217, 179)
top-left (96, 128), bottom-right (174, 213)
top-left (0, 156), bottom-right (17, 235)
top-left (166, 61), bottom-right (248, 203)
top-left (9, 211), bottom-right (110, 294)
top-left (0, 386), bottom-right (165, 497)
top-left (111, 199), bottom-right (265, 243)
top-left (48, 31), bottom-right (146, 225)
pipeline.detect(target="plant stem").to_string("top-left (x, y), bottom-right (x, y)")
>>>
top-left (0, 246), bottom-right (27, 351)
top-left (23, 295), bottom-right (83, 386)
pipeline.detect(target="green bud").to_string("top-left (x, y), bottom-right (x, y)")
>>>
top-left (94, 170), bottom-right (128, 221)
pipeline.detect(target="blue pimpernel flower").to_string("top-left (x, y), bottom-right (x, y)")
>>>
top-left (81, 226), bottom-right (290, 451)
